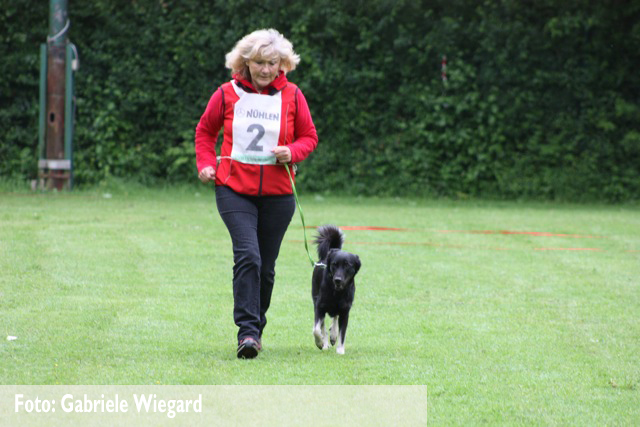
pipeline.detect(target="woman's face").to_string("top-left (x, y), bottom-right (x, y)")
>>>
top-left (247, 56), bottom-right (281, 92)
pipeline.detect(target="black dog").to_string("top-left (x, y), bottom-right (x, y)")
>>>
top-left (312, 225), bottom-right (361, 354)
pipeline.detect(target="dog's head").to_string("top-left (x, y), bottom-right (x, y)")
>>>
top-left (326, 249), bottom-right (361, 291)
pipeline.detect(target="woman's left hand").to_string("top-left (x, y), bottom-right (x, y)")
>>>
top-left (272, 146), bottom-right (292, 164)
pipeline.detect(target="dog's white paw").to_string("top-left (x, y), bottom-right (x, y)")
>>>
top-left (313, 328), bottom-right (324, 350)
top-left (314, 321), bottom-right (330, 350)
top-left (336, 332), bottom-right (345, 354)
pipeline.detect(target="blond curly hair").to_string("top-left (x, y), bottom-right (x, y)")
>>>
top-left (225, 29), bottom-right (300, 80)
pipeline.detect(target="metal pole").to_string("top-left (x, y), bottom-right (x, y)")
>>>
top-left (45, 0), bottom-right (68, 190)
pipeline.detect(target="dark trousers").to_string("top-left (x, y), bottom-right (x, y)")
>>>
top-left (215, 185), bottom-right (296, 342)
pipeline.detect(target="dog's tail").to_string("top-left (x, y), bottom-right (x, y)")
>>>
top-left (315, 225), bottom-right (344, 260)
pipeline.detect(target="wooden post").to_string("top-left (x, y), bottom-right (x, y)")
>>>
top-left (44, 0), bottom-right (69, 190)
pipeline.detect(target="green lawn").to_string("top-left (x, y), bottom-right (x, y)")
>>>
top-left (1, 185), bottom-right (639, 425)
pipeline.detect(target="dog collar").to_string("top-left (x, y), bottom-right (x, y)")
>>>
top-left (315, 262), bottom-right (327, 269)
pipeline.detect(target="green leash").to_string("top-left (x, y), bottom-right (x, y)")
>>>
top-left (284, 163), bottom-right (316, 267)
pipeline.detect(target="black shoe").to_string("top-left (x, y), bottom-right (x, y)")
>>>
top-left (237, 337), bottom-right (259, 359)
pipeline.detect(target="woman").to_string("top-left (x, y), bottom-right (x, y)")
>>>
top-left (195, 29), bottom-right (318, 359)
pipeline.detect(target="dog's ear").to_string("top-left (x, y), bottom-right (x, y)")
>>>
top-left (353, 255), bottom-right (361, 273)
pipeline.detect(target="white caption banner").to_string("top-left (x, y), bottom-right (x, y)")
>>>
top-left (0, 385), bottom-right (427, 426)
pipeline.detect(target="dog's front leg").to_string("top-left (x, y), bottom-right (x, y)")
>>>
top-left (336, 311), bottom-right (350, 355)
top-left (330, 316), bottom-right (339, 346)
top-left (313, 311), bottom-right (329, 350)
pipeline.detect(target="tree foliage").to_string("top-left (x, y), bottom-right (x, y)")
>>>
top-left (2, 0), bottom-right (639, 201)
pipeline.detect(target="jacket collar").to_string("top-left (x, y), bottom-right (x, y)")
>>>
top-left (233, 71), bottom-right (288, 95)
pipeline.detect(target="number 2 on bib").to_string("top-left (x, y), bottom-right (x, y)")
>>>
top-left (246, 124), bottom-right (266, 152)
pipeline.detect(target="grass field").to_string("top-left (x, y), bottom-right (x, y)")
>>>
top-left (1, 184), bottom-right (639, 425)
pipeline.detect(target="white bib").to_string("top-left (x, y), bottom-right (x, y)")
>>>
top-left (230, 81), bottom-right (282, 165)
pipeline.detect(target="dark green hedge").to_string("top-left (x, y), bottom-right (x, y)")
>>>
top-left (2, 0), bottom-right (639, 201)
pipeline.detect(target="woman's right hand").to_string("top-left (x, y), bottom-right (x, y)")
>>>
top-left (198, 166), bottom-right (216, 184)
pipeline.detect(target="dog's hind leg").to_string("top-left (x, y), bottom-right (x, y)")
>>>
top-left (336, 312), bottom-right (350, 355)
top-left (330, 316), bottom-right (339, 346)
top-left (313, 317), bottom-right (329, 350)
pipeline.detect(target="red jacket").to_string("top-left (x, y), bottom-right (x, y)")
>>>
top-left (195, 72), bottom-right (318, 196)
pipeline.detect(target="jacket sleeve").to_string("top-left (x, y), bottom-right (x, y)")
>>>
top-left (195, 88), bottom-right (224, 173)
top-left (289, 89), bottom-right (318, 164)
